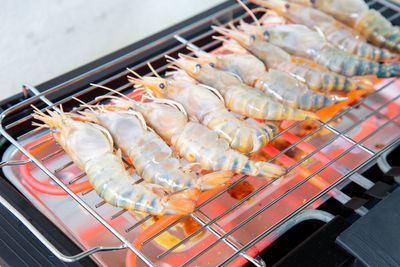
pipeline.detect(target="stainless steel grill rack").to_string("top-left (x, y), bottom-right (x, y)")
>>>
top-left (1, 0), bottom-right (400, 266)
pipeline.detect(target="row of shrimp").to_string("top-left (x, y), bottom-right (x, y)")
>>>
top-left (32, 80), bottom-right (287, 216)
top-left (241, 0), bottom-right (400, 78)
top-left (31, 0), bottom-right (399, 217)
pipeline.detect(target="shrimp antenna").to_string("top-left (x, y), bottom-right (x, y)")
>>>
top-left (146, 62), bottom-right (162, 78)
top-left (178, 53), bottom-right (200, 62)
top-left (236, 0), bottom-right (260, 26)
top-left (167, 65), bottom-right (180, 71)
top-left (186, 46), bottom-right (198, 54)
top-left (212, 35), bottom-right (229, 43)
top-left (72, 96), bottom-right (96, 113)
top-left (126, 68), bottom-right (143, 79)
top-left (31, 104), bottom-right (46, 116)
top-left (90, 82), bottom-right (144, 101)
top-left (30, 105), bottom-right (49, 128)
top-left (165, 55), bottom-right (178, 64)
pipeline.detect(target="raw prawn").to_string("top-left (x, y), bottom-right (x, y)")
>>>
top-left (288, 0), bottom-right (400, 53)
top-left (78, 105), bottom-right (232, 192)
top-left (175, 51), bottom-right (346, 110)
top-left (213, 25), bottom-right (376, 91)
top-left (251, 0), bottom-right (397, 62)
top-left (111, 97), bottom-right (287, 178)
top-left (32, 107), bottom-right (197, 215)
top-left (128, 71), bottom-right (277, 154)
top-left (235, 22), bottom-right (400, 77)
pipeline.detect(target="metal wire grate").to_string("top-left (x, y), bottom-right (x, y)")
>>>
top-left (0, 0), bottom-right (399, 266)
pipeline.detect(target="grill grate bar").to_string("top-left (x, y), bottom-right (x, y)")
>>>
top-left (286, 89), bottom-right (400, 173)
top-left (377, 5), bottom-right (389, 12)
top-left (95, 200), bottom-right (106, 209)
top-left (110, 209), bottom-right (127, 220)
top-left (316, 121), bottom-right (375, 155)
top-left (125, 215), bottom-right (154, 233)
top-left (81, 188), bottom-right (94, 196)
top-left (68, 173), bottom-right (86, 185)
top-left (266, 79), bottom-right (396, 164)
top-left (150, 77), bottom-right (399, 254)
top-left (188, 212), bottom-right (265, 267)
top-left (40, 149), bottom-right (63, 162)
top-left (28, 137), bottom-right (53, 151)
top-left (218, 116), bottom-right (400, 266)
top-left (54, 161), bottom-right (74, 173)
top-left (8, 2), bottom-right (253, 137)
top-left (388, 11), bottom-right (400, 21)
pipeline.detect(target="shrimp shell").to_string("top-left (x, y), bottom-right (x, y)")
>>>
top-left (177, 52), bottom-right (345, 110)
top-left (130, 76), bottom-right (276, 154)
top-left (80, 108), bottom-right (228, 192)
top-left (289, 0), bottom-right (400, 53)
top-left (262, 24), bottom-right (400, 78)
top-left (117, 99), bottom-right (287, 178)
top-left (32, 108), bottom-right (197, 215)
top-left (214, 25), bottom-right (375, 92)
top-left (252, 0), bottom-right (397, 62)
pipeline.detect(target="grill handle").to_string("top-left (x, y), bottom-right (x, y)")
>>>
top-left (0, 193), bottom-right (127, 262)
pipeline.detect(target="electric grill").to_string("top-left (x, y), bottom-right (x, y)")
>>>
top-left (0, 0), bottom-right (399, 266)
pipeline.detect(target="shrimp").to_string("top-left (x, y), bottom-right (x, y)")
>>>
top-left (128, 72), bottom-right (277, 154)
top-left (235, 22), bottom-right (400, 77)
top-left (213, 25), bottom-right (376, 92)
top-left (111, 97), bottom-right (287, 178)
top-left (32, 107), bottom-right (197, 215)
top-left (175, 51), bottom-right (346, 110)
top-left (288, 0), bottom-right (400, 53)
top-left (78, 105), bottom-right (232, 192)
top-left (251, 0), bottom-right (397, 62)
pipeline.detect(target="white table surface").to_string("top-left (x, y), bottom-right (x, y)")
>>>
top-left (0, 0), bottom-right (226, 100)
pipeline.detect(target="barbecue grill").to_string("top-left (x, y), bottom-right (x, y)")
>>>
top-left (0, 0), bottom-right (400, 266)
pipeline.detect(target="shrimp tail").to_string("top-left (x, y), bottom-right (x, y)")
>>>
top-left (319, 47), bottom-right (400, 78)
top-left (378, 61), bottom-right (400, 78)
top-left (352, 75), bottom-right (376, 92)
top-left (356, 10), bottom-right (400, 54)
top-left (162, 188), bottom-right (199, 215)
top-left (196, 171), bottom-right (235, 190)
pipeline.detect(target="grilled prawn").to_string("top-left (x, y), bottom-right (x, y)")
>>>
top-left (176, 51), bottom-right (345, 110)
top-left (252, 0), bottom-right (397, 62)
top-left (79, 106), bottom-right (232, 192)
top-left (114, 98), bottom-right (286, 178)
top-left (129, 74), bottom-right (276, 154)
top-left (32, 107), bottom-right (197, 215)
top-left (243, 23), bottom-right (400, 77)
top-left (213, 26), bottom-right (375, 92)
top-left (288, 0), bottom-right (400, 53)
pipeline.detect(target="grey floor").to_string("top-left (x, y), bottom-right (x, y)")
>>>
top-left (0, 0), bottom-right (225, 100)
